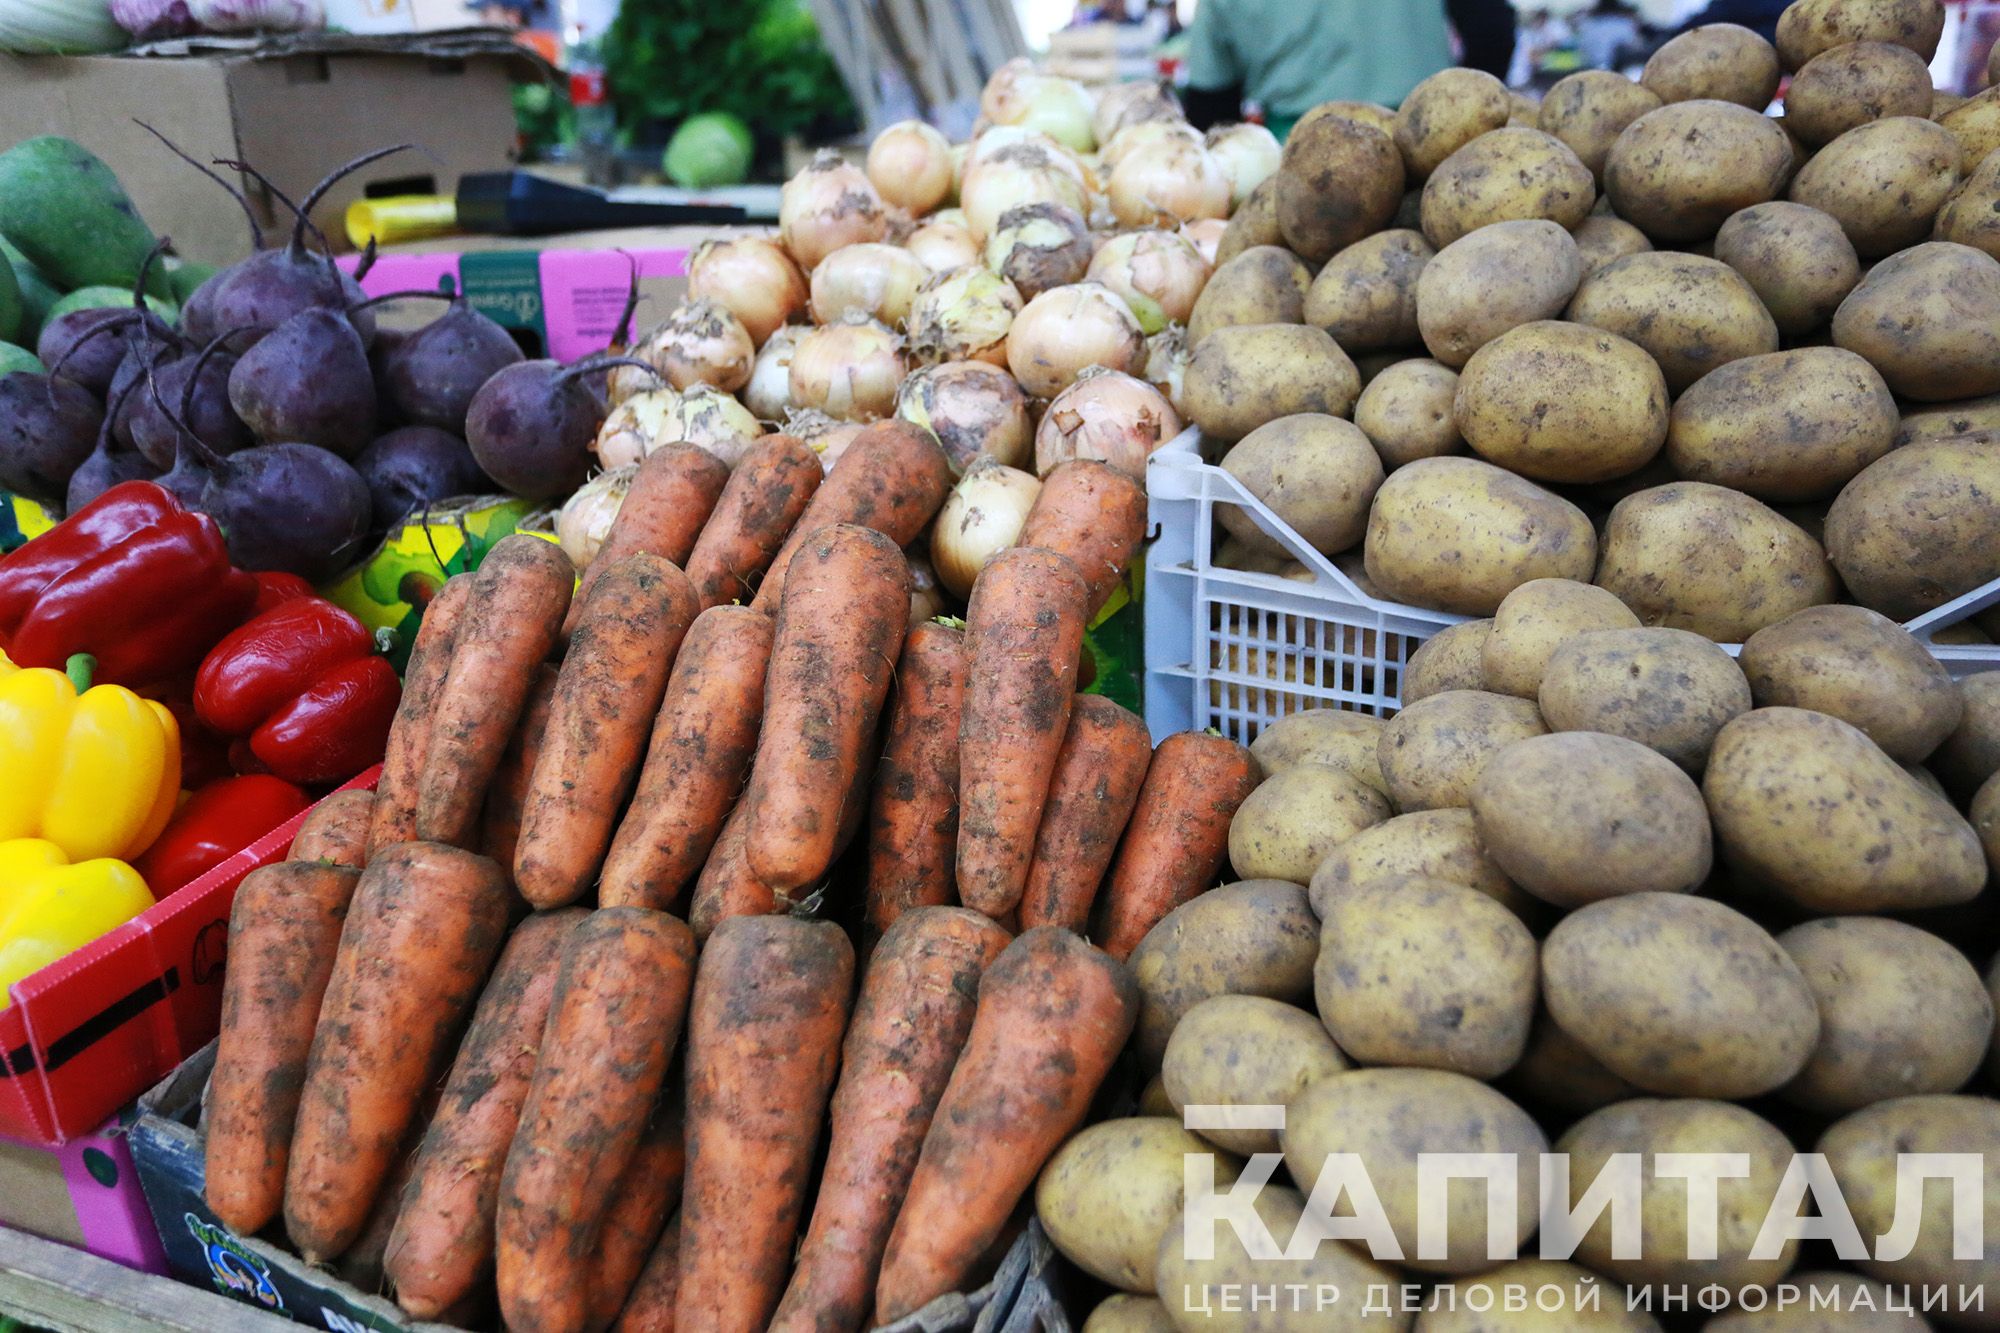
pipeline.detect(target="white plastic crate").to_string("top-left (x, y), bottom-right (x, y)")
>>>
top-left (1142, 428), bottom-right (2000, 745)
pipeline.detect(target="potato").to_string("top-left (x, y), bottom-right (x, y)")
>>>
top-left (1739, 605), bottom-right (1963, 761)
top-left (1472, 733), bottom-right (1712, 908)
top-left (1665, 347), bottom-right (1896, 502)
top-left (1941, 84), bottom-right (2000, 172)
top-left (1378, 689), bottom-right (1547, 812)
top-left (1539, 626), bottom-right (1751, 772)
top-left (1712, 201), bottom-right (1860, 338)
top-left (1273, 114), bottom-right (1404, 264)
top-left (1503, 1014), bottom-right (1639, 1115)
top-left (1480, 579), bottom-right (1642, 699)
top-left (1545, 892), bottom-right (1818, 1098)
top-left (1228, 762), bottom-right (1390, 884)
top-left (1455, 320), bottom-right (1669, 484)
top-left (1539, 70), bottom-right (1663, 182)
top-left (1896, 400), bottom-right (2000, 451)
top-left (1565, 252), bottom-right (1778, 394)
top-left (1036, 1118), bottom-right (1225, 1292)
top-left (1161, 996), bottom-right (1347, 1154)
top-left (1777, 0), bottom-right (1947, 69)
top-left (1416, 1260), bottom-right (1660, 1332)
top-left (1213, 176), bottom-right (1281, 268)
top-left (1307, 806), bottom-right (1531, 919)
top-left (1395, 67), bottom-right (1512, 180)
top-left (1182, 324), bottom-right (1359, 443)
top-left (1316, 877), bottom-right (1537, 1079)
top-left (1604, 100), bottom-right (1795, 242)
top-left (1784, 40), bottom-right (1934, 146)
top-left (1415, 220), bottom-right (1583, 369)
top-left (1137, 1073), bottom-right (1175, 1117)
top-left (1819, 1096), bottom-right (2000, 1304)
top-left (1218, 415), bottom-right (1382, 559)
top-left (1778, 918), bottom-right (1992, 1114)
top-left (1708, 1272), bottom-right (1940, 1331)
top-left (1185, 245), bottom-right (1312, 347)
top-left (1249, 709), bottom-right (1387, 794)
top-left (1831, 242), bottom-right (2000, 401)
top-left (1354, 359), bottom-right (1461, 468)
top-left (1940, 148), bottom-right (2000, 266)
top-left (1363, 458), bottom-right (1596, 616)
top-left (1403, 621), bottom-right (1491, 705)
top-left (1281, 1069), bottom-right (1546, 1275)
top-left (1938, 673), bottom-right (2000, 797)
top-left (1704, 706), bottom-right (1987, 913)
top-left (1642, 23), bottom-right (1782, 109)
top-left (1306, 100), bottom-right (1398, 139)
top-left (1789, 116), bottom-right (1961, 256)
top-left (1303, 230), bottom-right (1431, 354)
top-left (1418, 128), bottom-right (1594, 248)
top-left (1825, 437), bottom-right (2000, 619)
top-left (1557, 1099), bottom-right (1799, 1291)
top-left (1084, 1295), bottom-right (1176, 1333)
top-left (1129, 879), bottom-right (1319, 1062)
top-left (1571, 214), bottom-right (1652, 276)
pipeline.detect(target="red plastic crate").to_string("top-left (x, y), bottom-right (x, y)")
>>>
top-left (0, 767), bottom-right (381, 1146)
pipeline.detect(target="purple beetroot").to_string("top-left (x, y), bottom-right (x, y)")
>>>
top-left (227, 306), bottom-right (377, 457)
top-left (0, 373), bottom-right (106, 505)
top-left (380, 298), bottom-right (524, 434)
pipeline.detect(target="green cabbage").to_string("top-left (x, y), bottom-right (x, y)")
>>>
top-left (0, 0), bottom-right (125, 52)
top-left (663, 112), bottom-right (755, 189)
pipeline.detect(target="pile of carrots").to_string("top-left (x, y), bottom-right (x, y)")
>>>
top-left (202, 417), bottom-right (1261, 1333)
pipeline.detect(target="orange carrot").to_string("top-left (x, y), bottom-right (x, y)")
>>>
top-left (677, 916), bottom-right (854, 1333)
top-left (285, 844), bottom-right (512, 1262)
top-left (742, 524), bottom-right (911, 894)
top-left (601, 606), bottom-right (774, 912)
top-left (874, 927), bottom-right (1139, 1322)
top-left (417, 537), bottom-right (574, 847)
top-left (586, 1085), bottom-right (687, 1332)
top-left (204, 862), bottom-right (360, 1235)
top-left (515, 555), bottom-right (698, 908)
top-left (1093, 732), bottom-right (1261, 961)
top-left (498, 908), bottom-right (695, 1333)
top-left (478, 664), bottom-right (559, 870)
top-left (291, 790), bottom-right (375, 868)
top-left (769, 908), bottom-right (1011, 1333)
top-left (384, 908), bottom-right (584, 1320)
top-left (685, 434), bottom-right (824, 610)
top-left (336, 1087), bottom-right (440, 1295)
top-left (686, 802), bottom-right (775, 944)
top-left (955, 546), bottom-right (1089, 918)
top-left (1018, 696), bottom-right (1153, 934)
top-left (613, 1213), bottom-right (680, 1333)
top-left (1016, 460), bottom-right (1148, 617)
top-left (563, 443), bottom-right (729, 637)
top-left (863, 622), bottom-right (969, 936)
top-left (749, 420), bottom-right (950, 616)
top-left (368, 574), bottom-right (471, 856)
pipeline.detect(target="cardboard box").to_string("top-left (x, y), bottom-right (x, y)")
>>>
top-left (0, 31), bottom-right (543, 269)
top-left (0, 1113), bottom-right (168, 1274)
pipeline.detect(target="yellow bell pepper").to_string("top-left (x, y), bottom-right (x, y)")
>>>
top-left (0, 839), bottom-right (155, 1006)
top-left (0, 651), bottom-right (180, 863)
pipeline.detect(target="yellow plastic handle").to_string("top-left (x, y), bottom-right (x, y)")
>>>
top-left (345, 194), bottom-right (459, 249)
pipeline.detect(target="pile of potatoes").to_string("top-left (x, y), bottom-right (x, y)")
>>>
top-left (1038, 578), bottom-right (2000, 1330)
top-left (1186, 0), bottom-right (2000, 653)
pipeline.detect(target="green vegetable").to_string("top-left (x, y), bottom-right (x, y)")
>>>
top-left (0, 341), bottom-right (41, 377)
top-left (0, 245), bottom-right (18, 345)
top-left (607, 0), bottom-right (853, 149)
top-left (664, 113), bottom-right (755, 188)
top-left (167, 259), bottom-right (216, 304)
top-left (0, 137), bottom-right (168, 298)
top-left (0, 0), bottom-right (125, 54)
top-left (46, 285), bottom-right (176, 323)
top-left (0, 238), bottom-right (58, 346)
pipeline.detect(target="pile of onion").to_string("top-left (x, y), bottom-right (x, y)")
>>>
top-left (638, 300), bottom-right (755, 392)
top-left (666, 386), bottom-right (765, 467)
top-left (895, 360), bottom-right (1034, 472)
top-left (1093, 80), bottom-right (1182, 147)
top-left (908, 266), bottom-right (1023, 366)
top-left (688, 236), bottom-right (808, 345)
top-left (931, 457), bottom-right (1042, 598)
top-left (1006, 282), bottom-right (1146, 399)
top-left (1086, 229), bottom-right (1212, 334)
top-left (1205, 122), bottom-right (1282, 210)
top-left (789, 317), bottom-right (908, 422)
top-left (985, 202), bottom-right (1093, 299)
top-left (780, 149), bottom-right (890, 270)
top-left (1101, 119), bottom-right (1201, 170)
top-left (1108, 136), bottom-right (1231, 228)
top-left (906, 218), bottom-right (982, 274)
top-left (865, 120), bottom-right (955, 215)
top-left (1034, 367), bottom-right (1182, 481)
top-left (744, 324), bottom-right (804, 421)
top-left (786, 407), bottom-right (866, 473)
top-left (959, 142), bottom-right (1090, 242)
top-left (808, 242), bottom-right (930, 327)
top-left (979, 57), bottom-right (1036, 124)
top-left (983, 72), bottom-right (1097, 153)
top-left (556, 466), bottom-right (634, 570)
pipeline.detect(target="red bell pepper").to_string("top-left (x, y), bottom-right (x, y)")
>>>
top-left (0, 481), bottom-right (259, 685)
top-left (194, 598), bottom-right (402, 784)
top-left (249, 571), bottom-right (316, 617)
top-left (133, 773), bottom-right (311, 893)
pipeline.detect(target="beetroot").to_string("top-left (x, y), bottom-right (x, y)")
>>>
top-left (129, 336), bottom-right (253, 468)
top-left (380, 297), bottom-right (524, 433)
top-left (38, 308), bottom-right (162, 397)
top-left (226, 307), bottom-right (376, 456)
top-left (64, 378), bottom-right (156, 514)
top-left (0, 373), bottom-right (106, 505)
top-left (463, 359), bottom-right (611, 500)
top-left (201, 443), bottom-right (372, 580)
top-left (355, 425), bottom-right (491, 528)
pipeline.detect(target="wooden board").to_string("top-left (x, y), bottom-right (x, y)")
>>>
top-left (0, 1227), bottom-right (295, 1333)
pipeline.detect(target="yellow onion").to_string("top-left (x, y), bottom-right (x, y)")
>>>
top-left (967, 126), bottom-right (1091, 189)
top-left (1205, 122), bottom-right (1282, 210)
top-left (985, 203), bottom-right (1093, 299)
top-left (906, 219), bottom-right (982, 274)
top-left (1109, 136), bottom-right (1231, 228)
top-left (866, 120), bottom-right (955, 216)
top-left (808, 242), bottom-right (930, 327)
top-left (789, 317), bottom-right (908, 422)
top-left (688, 236), bottom-right (808, 346)
top-left (908, 265), bottom-right (1024, 366)
top-left (1086, 229), bottom-right (1212, 334)
top-left (907, 551), bottom-right (948, 626)
top-left (979, 57), bottom-right (1036, 124)
top-left (1006, 281), bottom-right (1146, 399)
top-left (786, 407), bottom-right (867, 473)
top-left (744, 324), bottom-right (804, 421)
top-left (1035, 368), bottom-right (1182, 480)
top-left (635, 300), bottom-right (755, 393)
top-left (1142, 325), bottom-right (1191, 414)
top-left (985, 72), bottom-right (1097, 153)
top-left (932, 206), bottom-right (969, 229)
top-left (1102, 119), bottom-right (1201, 170)
top-left (780, 149), bottom-right (890, 270)
top-left (896, 360), bottom-right (1034, 472)
top-left (1179, 218), bottom-right (1228, 266)
top-left (932, 457), bottom-right (1042, 598)
top-left (1094, 80), bottom-right (1183, 146)
top-left (556, 466), bottom-right (634, 570)
top-left (595, 387), bottom-right (682, 468)
top-left (605, 356), bottom-right (669, 408)
top-left (960, 143), bottom-right (1090, 241)
top-left (665, 385), bottom-right (765, 467)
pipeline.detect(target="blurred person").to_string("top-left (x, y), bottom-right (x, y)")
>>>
top-left (1574, 0), bottom-right (1643, 68)
top-left (1450, 0), bottom-right (1520, 79)
top-left (1672, 0), bottom-right (1788, 41)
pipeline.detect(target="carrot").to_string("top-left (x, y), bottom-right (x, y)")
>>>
top-left (749, 420), bottom-right (951, 616)
top-left (1018, 696), bottom-right (1153, 934)
top-left (1093, 732), bottom-right (1261, 961)
top-left (368, 574), bottom-right (472, 856)
top-left (677, 916), bottom-right (854, 1333)
top-left (562, 444), bottom-right (730, 638)
top-left (873, 927), bottom-right (1139, 1322)
top-left (863, 623), bottom-right (969, 936)
top-left (613, 1213), bottom-right (680, 1333)
top-left (955, 546), bottom-right (1090, 918)
top-left (769, 908), bottom-right (1011, 1333)
top-left (685, 434), bottom-right (824, 611)
top-left (384, 908), bottom-right (584, 1320)
top-left (284, 843), bottom-right (512, 1263)
top-left (477, 664), bottom-right (559, 870)
top-left (336, 1087), bottom-right (440, 1295)
top-left (498, 908), bottom-right (695, 1333)
top-left (686, 802), bottom-right (775, 944)
top-left (1016, 460), bottom-right (1148, 618)
top-left (416, 536), bottom-right (574, 847)
top-left (289, 790), bottom-right (375, 868)
top-left (515, 555), bottom-right (699, 908)
top-left (742, 524), bottom-right (911, 893)
top-left (586, 1085), bottom-right (687, 1332)
top-left (601, 606), bottom-right (774, 912)
top-left (204, 862), bottom-right (360, 1235)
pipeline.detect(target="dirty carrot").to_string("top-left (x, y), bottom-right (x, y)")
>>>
top-left (368, 573), bottom-right (471, 856)
top-left (291, 789), bottom-right (375, 868)
top-left (613, 1213), bottom-right (680, 1333)
top-left (1018, 696), bottom-right (1153, 934)
top-left (686, 802), bottom-right (776, 944)
top-left (863, 622), bottom-right (969, 937)
top-left (586, 1086), bottom-right (687, 1332)
top-left (478, 663), bottom-right (559, 871)
top-left (562, 444), bottom-right (729, 638)
top-left (684, 434), bottom-right (824, 611)
top-left (1016, 460), bottom-right (1148, 617)
top-left (335, 1087), bottom-right (440, 1295)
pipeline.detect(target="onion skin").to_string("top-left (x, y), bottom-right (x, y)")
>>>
top-left (788, 320), bottom-right (909, 422)
top-left (906, 221), bottom-right (983, 274)
top-left (666, 386), bottom-right (765, 467)
top-left (1086, 230), bottom-right (1212, 334)
top-left (931, 458), bottom-right (1042, 598)
top-left (638, 300), bottom-right (755, 393)
top-left (1206, 122), bottom-right (1283, 209)
top-left (744, 325), bottom-right (803, 421)
top-left (808, 242), bottom-right (929, 328)
top-left (960, 143), bottom-right (1090, 242)
top-left (985, 203), bottom-right (1093, 300)
top-left (896, 360), bottom-right (1034, 472)
top-left (595, 388), bottom-right (683, 469)
top-left (1094, 81), bottom-right (1183, 147)
top-left (1005, 282), bottom-right (1146, 399)
top-left (556, 465), bottom-right (635, 570)
top-left (1033, 369), bottom-right (1182, 481)
top-left (908, 266), bottom-right (1023, 367)
top-left (689, 236), bottom-right (808, 347)
top-left (781, 149), bottom-right (890, 271)
top-left (867, 120), bottom-right (955, 215)
top-left (1108, 137), bottom-right (1231, 228)
top-left (1180, 218), bottom-right (1228, 266)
